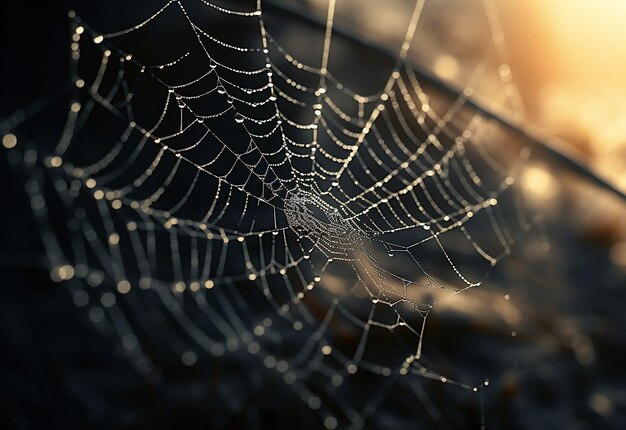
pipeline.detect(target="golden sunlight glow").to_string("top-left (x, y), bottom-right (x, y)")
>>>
top-left (502, 0), bottom-right (626, 191)
top-left (433, 54), bottom-right (459, 81)
top-left (521, 164), bottom-right (559, 201)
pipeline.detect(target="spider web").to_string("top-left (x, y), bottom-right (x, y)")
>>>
top-left (2, 0), bottom-right (537, 427)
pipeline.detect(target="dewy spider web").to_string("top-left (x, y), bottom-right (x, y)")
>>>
top-left (3, 0), bottom-right (537, 427)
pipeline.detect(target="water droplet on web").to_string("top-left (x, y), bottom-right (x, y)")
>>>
top-left (17, 8), bottom-right (544, 426)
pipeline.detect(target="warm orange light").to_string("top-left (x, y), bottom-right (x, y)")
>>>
top-left (521, 164), bottom-right (559, 201)
top-left (503, 0), bottom-right (626, 190)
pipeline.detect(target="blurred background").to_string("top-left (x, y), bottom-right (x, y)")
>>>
top-left (1, 1), bottom-right (625, 429)
top-left (305, 0), bottom-right (626, 192)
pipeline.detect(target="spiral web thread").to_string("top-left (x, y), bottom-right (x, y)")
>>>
top-left (2, 0), bottom-right (535, 427)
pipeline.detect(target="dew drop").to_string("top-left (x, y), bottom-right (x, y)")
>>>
top-left (235, 113), bottom-right (245, 124)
